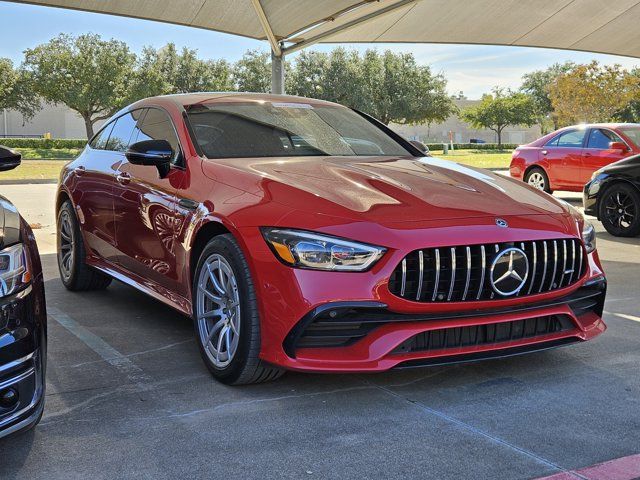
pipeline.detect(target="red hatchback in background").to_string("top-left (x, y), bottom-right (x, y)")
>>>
top-left (510, 123), bottom-right (640, 193)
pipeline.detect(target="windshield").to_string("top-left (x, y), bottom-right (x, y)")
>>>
top-left (186, 101), bottom-right (411, 158)
top-left (618, 126), bottom-right (640, 148)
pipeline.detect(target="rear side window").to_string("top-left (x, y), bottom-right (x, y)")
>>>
top-left (106, 110), bottom-right (143, 152)
top-left (587, 129), bottom-right (624, 149)
top-left (89, 121), bottom-right (115, 150)
top-left (556, 130), bottom-right (586, 148)
top-left (136, 108), bottom-right (181, 164)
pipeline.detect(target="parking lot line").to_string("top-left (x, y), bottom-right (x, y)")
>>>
top-left (536, 453), bottom-right (640, 480)
top-left (48, 306), bottom-right (153, 387)
top-left (363, 379), bottom-right (569, 476)
top-left (606, 311), bottom-right (640, 323)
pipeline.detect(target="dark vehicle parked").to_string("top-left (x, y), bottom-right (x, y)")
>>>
top-left (584, 154), bottom-right (640, 237)
top-left (0, 146), bottom-right (47, 438)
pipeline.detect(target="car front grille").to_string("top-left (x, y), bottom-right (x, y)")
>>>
top-left (393, 314), bottom-right (575, 354)
top-left (389, 239), bottom-right (585, 303)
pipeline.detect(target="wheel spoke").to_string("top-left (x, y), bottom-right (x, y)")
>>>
top-left (207, 262), bottom-right (226, 295)
top-left (224, 328), bottom-right (232, 355)
top-left (216, 325), bottom-right (227, 357)
top-left (206, 319), bottom-right (226, 346)
top-left (198, 284), bottom-right (223, 305)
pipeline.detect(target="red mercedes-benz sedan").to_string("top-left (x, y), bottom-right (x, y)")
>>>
top-left (56, 93), bottom-right (607, 384)
top-left (510, 123), bottom-right (640, 193)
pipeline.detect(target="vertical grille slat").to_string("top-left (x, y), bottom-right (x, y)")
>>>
top-left (416, 250), bottom-right (424, 301)
top-left (447, 247), bottom-right (456, 301)
top-left (462, 246), bottom-right (471, 301)
top-left (477, 245), bottom-right (486, 300)
top-left (432, 248), bottom-right (440, 302)
top-left (389, 238), bottom-right (585, 303)
top-left (528, 242), bottom-right (537, 295)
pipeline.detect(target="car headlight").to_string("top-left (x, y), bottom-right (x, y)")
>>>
top-left (591, 168), bottom-right (604, 181)
top-left (0, 243), bottom-right (31, 297)
top-left (582, 221), bottom-right (597, 253)
top-left (261, 228), bottom-right (386, 271)
top-left (556, 199), bottom-right (597, 254)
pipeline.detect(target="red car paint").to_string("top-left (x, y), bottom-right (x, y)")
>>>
top-left (510, 123), bottom-right (640, 192)
top-left (57, 93), bottom-right (606, 373)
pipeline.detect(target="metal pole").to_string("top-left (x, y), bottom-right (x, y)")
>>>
top-left (271, 49), bottom-right (285, 95)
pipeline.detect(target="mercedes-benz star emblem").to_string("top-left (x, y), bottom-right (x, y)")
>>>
top-left (495, 218), bottom-right (508, 228)
top-left (490, 247), bottom-right (529, 296)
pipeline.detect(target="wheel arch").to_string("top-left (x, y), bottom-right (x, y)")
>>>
top-left (55, 188), bottom-right (72, 216)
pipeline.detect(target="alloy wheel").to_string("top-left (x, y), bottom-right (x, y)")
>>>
top-left (527, 171), bottom-right (546, 190)
top-left (58, 210), bottom-right (75, 281)
top-left (604, 190), bottom-right (636, 231)
top-left (196, 254), bottom-right (241, 368)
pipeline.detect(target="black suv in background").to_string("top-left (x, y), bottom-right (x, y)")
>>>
top-left (0, 146), bottom-right (46, 438)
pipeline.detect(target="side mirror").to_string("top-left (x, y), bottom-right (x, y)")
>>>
top-left (125, 139), bottom-right (173, 177)
top-left (0, 146), bottom-right (22, 172)
top-left (409, 140), bottom-right (430, 155)
top-left (609, 141), bottom-right (629, 153)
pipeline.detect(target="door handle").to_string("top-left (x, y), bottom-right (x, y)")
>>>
top-left (584, 152), bottom-right (592, 157)
top-left (116, 172), bottom-right (131, 185)
top-left (74, 166), bottom-right (86, 175)
top-left (541, 150), bottom-right (548, 155)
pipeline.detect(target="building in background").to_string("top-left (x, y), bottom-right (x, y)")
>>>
top-left (2, 99), bottom-right (542, 144)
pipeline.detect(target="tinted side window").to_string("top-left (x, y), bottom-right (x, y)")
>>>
top-left (137, 108), bottom-right (180, 163)
top-left (105, 111), bottom-right (140, 152)
top-left (587, 129), bottom-right (624, 149)
top-left (544, 134), bottom-right (561, 147)
top-left (556, 130), bottom-right (586, 148)
top-left (89, 121), bottom-right (115, 150)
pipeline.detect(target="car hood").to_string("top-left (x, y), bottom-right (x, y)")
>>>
top-left (206, 155), bottom-right (568, 225)
top-left (0, 195), bottom-right (21, 250)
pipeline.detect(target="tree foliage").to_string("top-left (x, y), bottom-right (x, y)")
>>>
top-left (461, 89), bottom-right (536, 146)
top-left (233, 50), bottom-right (272, 93)
top-left (22, 33), bottom-right (137, 138)
top-left (520, 62), bottom-right (574, 133)
top-left (0, 58), bottom-right (40, 121)
top-left (287, 48), bottom-right (456, 126)
top-left (548, 61), bottom-right (640, 126)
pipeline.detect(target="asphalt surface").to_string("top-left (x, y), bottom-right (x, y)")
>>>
top-left (0, 184), bottom-right (639, 479)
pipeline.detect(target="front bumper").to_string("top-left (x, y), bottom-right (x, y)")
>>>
top-left (240, 219), bottom-right (607, 373)
top-left (0, 282), bottom-right (47, 439)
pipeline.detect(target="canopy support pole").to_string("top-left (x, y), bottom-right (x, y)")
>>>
top-left (271, 49), bottom-right (285, 94)
top-left (250, 0), bottom-right (286, 94)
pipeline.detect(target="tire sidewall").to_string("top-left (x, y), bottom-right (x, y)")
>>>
top-left (57, 201), bottom-right (80, 288)
top-left (599, 183), bottom-right (640, 237)
top-left (192, 235), bottom-right (259, 384)
top-left (525, 167), bottom-right (551, 193)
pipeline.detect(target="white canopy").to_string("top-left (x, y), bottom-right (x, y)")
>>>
top-left (7, 0), bottom-right (640, 92)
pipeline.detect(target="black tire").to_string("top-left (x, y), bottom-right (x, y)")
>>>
top-left (598, 183), bottom-right (640, 237)
top-left (192, 234), bottom-right (283, 385)
top-left (57, 200), bottom-right (112, 291)
top-left (525, 167), bottom-right (553, 194)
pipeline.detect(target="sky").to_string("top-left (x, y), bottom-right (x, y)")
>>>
top-left (2, 2), bottom-right (640, 99)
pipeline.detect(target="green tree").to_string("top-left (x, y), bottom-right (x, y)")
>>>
top-left (22, 33), bottom-right (136, 138)
top-left (548, 61), bottom-right (640, 125)
top-left (140, 44), bottom-right (233, 94)
top-left (288, 48), bottom-right (456, 127)
top-left (461, 88), bottom-right (536, 146)
top-left (0, 58), bottom-right (40, 121)
top-left (520, 62), bottom-right (574, 133)
top-left (286, 50), bottom-right (328, 98)
top-left (233, 50), bottom-right (271, 93)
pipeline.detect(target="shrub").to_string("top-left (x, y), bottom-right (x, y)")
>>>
top-left (425, 142), bottom-right (519, 151)
top-left (0, 138), bottom-right (86, 149)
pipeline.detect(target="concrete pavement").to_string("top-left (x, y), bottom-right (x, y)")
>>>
top-left (0, 183), bottom-right (638, 480)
